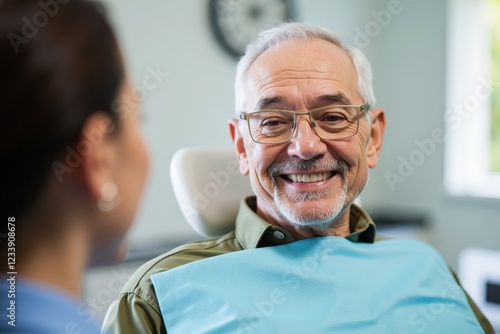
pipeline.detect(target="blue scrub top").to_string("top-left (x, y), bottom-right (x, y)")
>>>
top-left (0, 276), bottom-right (101, 333)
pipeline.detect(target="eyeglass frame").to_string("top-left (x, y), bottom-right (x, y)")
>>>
top-left (239, 103), bottom-right (370, 144)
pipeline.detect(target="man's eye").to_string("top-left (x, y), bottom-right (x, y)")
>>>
top-left (262, 119), bottom-right (288, 127)
top-left (322, 114), bottom-right (346, 122)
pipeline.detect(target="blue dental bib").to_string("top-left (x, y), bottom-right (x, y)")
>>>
top-left (151, 237), bottom-right (483, 333)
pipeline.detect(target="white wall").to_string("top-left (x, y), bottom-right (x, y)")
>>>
top-left (101, 0), bottom-right (500, 268)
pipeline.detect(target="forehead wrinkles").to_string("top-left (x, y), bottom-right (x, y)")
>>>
top-left (255, 68), bottom-right (331, 85)
top-left (254, 69), bottom-right (341, 90)
top-left (250, 69), bottom-right (353, 108)
top-left (244, 39), bottom-right (360, 109)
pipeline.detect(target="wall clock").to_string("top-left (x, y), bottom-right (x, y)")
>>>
top-left (209, 0), bottom-right (293, 59)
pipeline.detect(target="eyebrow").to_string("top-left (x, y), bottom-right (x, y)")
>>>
top-left (255, 96), bottom-right (287, 110)
top-left (315, 93), bottom-right (352, 106)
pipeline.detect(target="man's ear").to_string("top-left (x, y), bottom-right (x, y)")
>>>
top-left (228, 118), bottom-right (249, 175)
top-left (366, 107), bottom-right (386, 168)
top-left (78, 113), bottom-right (117, 201)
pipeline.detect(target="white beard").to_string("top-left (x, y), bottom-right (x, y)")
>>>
top-left (258, 156), bottom-right (366, 231)
top-left (273, 177), bottom-right (349, 230)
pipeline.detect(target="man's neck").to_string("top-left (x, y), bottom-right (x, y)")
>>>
top-left (256, 204), bottom-right (352, 241)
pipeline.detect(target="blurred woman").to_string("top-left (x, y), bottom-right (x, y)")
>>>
top-left (0, 0), bottom-right (149, 332)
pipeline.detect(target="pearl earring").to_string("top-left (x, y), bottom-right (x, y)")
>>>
top-left (97, 182), bottom-right (118, 213)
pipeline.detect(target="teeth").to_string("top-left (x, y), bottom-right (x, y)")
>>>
top-left (286, 172), bottom-right (334, 183)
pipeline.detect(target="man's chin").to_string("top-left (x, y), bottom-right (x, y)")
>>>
top-left (274, 186), bottom-right (350, 223)
top-left (277, 187), bottom-right (331, 202)
top-left (277, 202), bottom-right (342, 226)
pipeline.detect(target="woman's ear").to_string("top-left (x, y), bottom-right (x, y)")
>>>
top-left (78, 113), bottom-right (117, 201)
top-left (228, 118), bottom-right (249, 175)
top-left (366, 107), bottom-right (386, 168)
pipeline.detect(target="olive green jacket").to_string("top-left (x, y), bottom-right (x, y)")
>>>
top-left (103, 197), bottom-right (494, 334)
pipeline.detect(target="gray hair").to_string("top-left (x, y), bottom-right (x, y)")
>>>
top-left (234, 22), bottom-right (375, 123)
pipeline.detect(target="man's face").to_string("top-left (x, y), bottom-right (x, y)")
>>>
top-left (230, 38), bottom-right (384, 234)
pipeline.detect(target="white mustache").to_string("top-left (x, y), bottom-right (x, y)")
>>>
top-left (268, 156), bottom-right (349, 181)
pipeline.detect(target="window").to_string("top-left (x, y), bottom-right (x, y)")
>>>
top-left (490, 0), bottom-right (500, 172)
top-left (445, 0), bottom-right (500, 198)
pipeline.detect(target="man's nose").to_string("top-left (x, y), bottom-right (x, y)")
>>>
top-left (287, 117), bottom-right (327, 160)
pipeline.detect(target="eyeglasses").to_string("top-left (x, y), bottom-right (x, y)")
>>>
top-left (239, 103), bottom-right (370, 144)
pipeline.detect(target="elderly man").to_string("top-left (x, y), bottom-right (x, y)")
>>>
top-left (104, 23), bottom-right (493, 333)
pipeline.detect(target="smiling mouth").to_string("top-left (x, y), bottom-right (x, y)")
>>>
top-left (282, 172), bottom-right (335, 183)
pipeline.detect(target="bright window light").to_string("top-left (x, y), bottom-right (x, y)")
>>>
top-left (445, 0), bottom-right (500, 198)
top-left (489, 0), bottom-right (500, 172)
